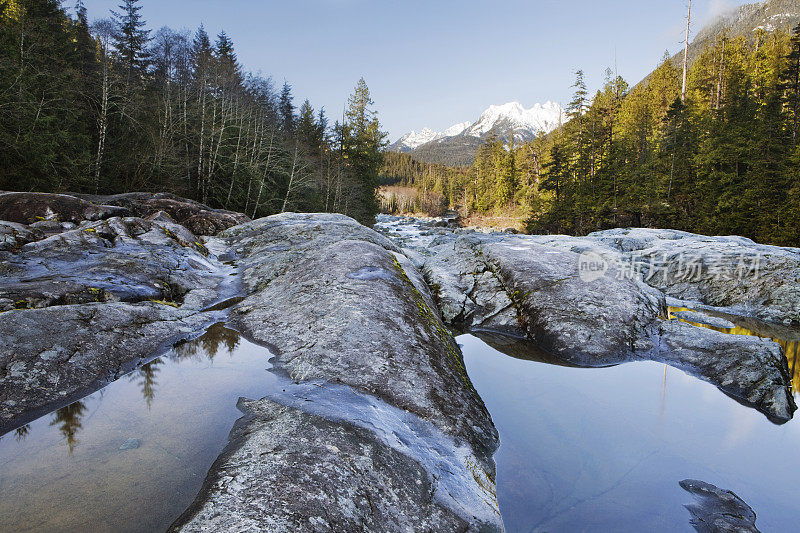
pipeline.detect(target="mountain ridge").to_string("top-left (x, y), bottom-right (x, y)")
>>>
top-left (389, 101), bottom-right (565, 166)
top-left (389, 0), bottom-right (800, 167)
top-left (642, 0), bottom-right (800, 86)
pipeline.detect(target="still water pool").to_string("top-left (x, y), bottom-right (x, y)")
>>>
top-left (0, 324), bottom-right (276, 532)
top-left (461, 332), bottom-right (800, 532)
top-left (2, 320), bottom-right (799, 531)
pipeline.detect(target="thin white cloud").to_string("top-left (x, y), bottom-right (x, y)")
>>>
top-left (701, 0), bottom-right (739, 26)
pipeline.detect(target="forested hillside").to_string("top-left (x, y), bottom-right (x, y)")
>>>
top-left (0, 0), bottom-right (386, 224)
top-left (385, 20), bottom-right (800, 246)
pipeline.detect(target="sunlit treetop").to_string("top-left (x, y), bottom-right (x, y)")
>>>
top-left (0, 0), bottom-right (23, 22)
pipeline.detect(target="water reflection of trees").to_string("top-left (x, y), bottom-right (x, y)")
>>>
top-left (668, 307), bottom-right (800, 399)
top-left (49, 401), bottom-right (86, 454)
top-left (786, 341), bottom-right (800, 398)
top-left (15, 424), bottom-right (30, 442)
top-left (128, 324), bottom-right (242, 407)
top-left (134, 359), bottom-right (162, 409)
top-left (172, 323), bottom-right (240, 362)
top-left (21, 325), bottom-right (244, 452)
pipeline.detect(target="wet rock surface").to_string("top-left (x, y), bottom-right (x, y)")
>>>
top-left (1, 199), bottom-right (501, 532)
top-left (376, 216), bottom-right (797, 423)
top-left (174, 213), bottom-right (502, 532)
top-left (174, 400), bottom-right (474, 533)
top-left (2, 200), bottom-right (799, 530)
top-left (0, 191), bottom-right (250, 236)
top-left (0, 220), bottom-right (43, 251)
top-left (0, 302), bottom-right (212, 432)
top-left (588, 228), bottom-right (800, 327)
top-left (0, 216), bottom-right (224, 312)
top-left (680, 479), bottom-right (760, 533)
top-left (0, 194), bottom-right (236, 432)
top-left (75, 192), bottom-right (251, 235)
top-left (672, 309), bottom-right (737, 329)
top-left (0, 191), bottom-right (131, 225)
top-left (657, 320), bottom-right (795, 423)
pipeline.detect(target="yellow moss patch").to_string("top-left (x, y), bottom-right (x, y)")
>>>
top-left (391, 256), bottom-right (473, 389)
top-left (149, 300), bottom-right (180, 308)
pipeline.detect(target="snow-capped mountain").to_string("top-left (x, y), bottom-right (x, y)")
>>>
top-left (392, 129), bottom-right (442, 151)
top-left (390, 121), bottom-right (471, 152)
top-left (442, 121), bottom-right (471, 137)
top-left (388, 101), bottom-right (565, 163)
top-left (466, 101), bottom-right (564, 141)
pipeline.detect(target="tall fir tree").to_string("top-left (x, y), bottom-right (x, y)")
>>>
top-left (111, 0), bottom-right (150, 82)
top-left (343, 77), bottom-right (387, 224)
top-left (279, 81), bottom-right (295, 136)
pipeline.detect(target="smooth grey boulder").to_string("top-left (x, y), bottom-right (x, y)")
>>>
top-left (223, 211), bottom-right (399, 291)
top-left (174, 213), bottom-right (502, 532)
top-left (174, 400), bottom-right (477, 533)
top-left (0, 221), bottom-right (43, 252)
top-left (74, 192), bottom-right (251, 236)
top-left (421, 233), bottom-right (664, 364)
top-left (0, 216), bottom-right (226, 312)
top-left (0, 191), bottom-right (130, 224)
top-left (657, 321), bottom-right (795, 423)
top-left (378, 218), bottom-right (800, 328)
top-left (422, 238), bottom-right (518, 333)
top-left (672, 310), bottom-right (736, 329)
top-left (415, 230), bottom-right (796, 422)
top-left (588, 228), bottom-right (800, 327)
top-left (680, 479), bottom-right (760, 533)
top-left (0, 191), bottom-right (250, 237)
top-left (479, 235), bottom-right (665, 364)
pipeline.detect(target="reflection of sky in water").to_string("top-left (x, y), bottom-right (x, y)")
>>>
top-left (460, 334), bottom-right (800, 532)
top-left (668, 306), bottom-right (800, 400)
top-left (0, 324), bottom-right (276, 533)
top-left (0, 323), bottom-right (500, 531)
top-left (3, 313), bottom-right (799, 531)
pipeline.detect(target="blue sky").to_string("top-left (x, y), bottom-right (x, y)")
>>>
top-left (77, 0), bottom-right (751, 141)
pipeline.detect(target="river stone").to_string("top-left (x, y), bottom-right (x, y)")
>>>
top-left (174, 213), bottom-right (502, 532)
top-left (173, 400), bottom-right (475, 533)
top-left (672, 310), bottom-right (736, 329)
top-left (221, 212), bottom-right (399, 291)
top-left (422, 233), bottom-right (664, 364)
top-left (0, 191), bottom-right (130, 224)
top-left (75, 192), bottom-right (250, 236)
top-left (680, 479), bottom-right (760, 533)
top-left (658, 320), bottom-right (795, 423)
top-left (119, 438), bottom-right (141, 451)
top-left (422, 237), bottom-right (518, 333)
top-left (480, 235), bottom-right (665, 364)
top-left (0, 216), bottom-right (227, 312)
top-left (587, 228), bottom-right (800, 327)
top-left (0, 302), bottom-right (212, 432)
top-left (414, 230), bottom-right (796, 421)
top-left (0, 221), bottom-right (43, 252)
top-left (0, 200), bottom-right (237, 431)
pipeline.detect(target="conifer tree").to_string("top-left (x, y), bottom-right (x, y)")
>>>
top-left (343, 77), bottom-right (387, 223)
top-left (782, 23), bottom-right (800, 144)
top-left (111, 0), bottom-right (150, 82)
top-left (279, 81), bottom-right (295, 136)
top-left (297, 99), bottom-right (320, 154)
top-left (215, 30), bottom-right (241, 84)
